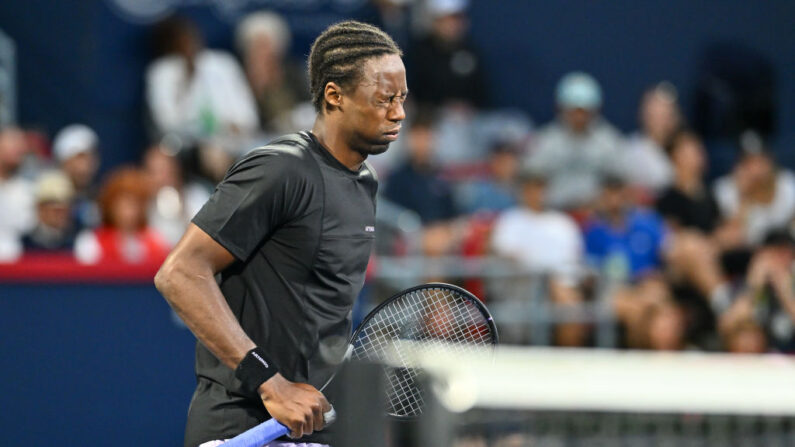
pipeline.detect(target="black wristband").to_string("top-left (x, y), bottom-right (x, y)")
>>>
top-left (235, 347), bottom-right (279, 394)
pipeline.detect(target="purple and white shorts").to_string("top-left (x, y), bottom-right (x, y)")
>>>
top-left (199, 441), bottom-right (328, 447)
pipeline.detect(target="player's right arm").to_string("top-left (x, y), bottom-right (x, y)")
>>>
top-left (154, 223), bottom-right (329, 438)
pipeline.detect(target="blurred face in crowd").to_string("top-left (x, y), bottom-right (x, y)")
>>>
top-left (408, 124), bottom-right (435, 166)
top-left (245, 35), bottom-right (280, 91)
top-left (432, 13), bottom-right (468, 44)
top-left (0, 127), bottom-right (28, 176)
top-left (561, 107), bottom-right (594, 134)
top-left (62, 151), bottom-right (99, 191)
top-left (334, 54), bottom-right (407, 157)
top-left (111, 193), bottom-right (146, 233)
top-left (247, 34), bottom-right (280, 66)
top-left (520, 179), bottom-right (546, 211)
top-left (739, 153), bottom-right (775, 186)
top-left (144, 146), bottom-right (182, 190)
top-left (641, 90), bottom-right (680, 144)
top-left (600, 182), bottom-right (628, 217)
top-left (727, 322), bottom-right (767, 354)
top-left (671, 134), bottom-right (706, 178)
top-left (490, 149), bottom-right (519, 183)
top-left (175, 23), bottom-right (202, 61)
top-left (38, 200), bottom-right (72, 231)
top-left (646, 304), bottom-right (685, 351)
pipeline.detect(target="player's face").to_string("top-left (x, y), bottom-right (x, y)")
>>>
top-left (343, 54), bottom-right (407, 157)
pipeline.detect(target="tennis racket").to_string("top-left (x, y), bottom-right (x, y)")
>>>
top-left (220, 282), bottom-right (498, 447)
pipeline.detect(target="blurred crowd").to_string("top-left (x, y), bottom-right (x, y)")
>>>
top-left (1, 0), bottom-right (792, 355)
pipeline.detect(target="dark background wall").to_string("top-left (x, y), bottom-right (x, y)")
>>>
top-left (0, 0), bottom-right (792, 175)
top-left (0, 283), bottom-right (196, 446)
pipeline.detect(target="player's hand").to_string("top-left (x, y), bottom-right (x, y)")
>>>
top-left (258, 373), bottom-right (331, 439)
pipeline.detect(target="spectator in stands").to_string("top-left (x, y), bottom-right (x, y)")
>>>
top-left (642, 301), bottom-right (687, 351)
top-left (0, 126), bottom-right (34, 261)
top-left (491, 168), bottom-right (586, 346)
top-left (21, 170), bottom-right (79, 253)
top-left (724, 319), bottom-right (768, 354)
top-left (719, 230), bottom-right (795, 353)
top-left (714, 131), bottom-right (795, 247)
top-left (383, 113), bottom-right (457, 224)
top-left (409, 0), bottom-right (488, 109)
top-left (584, 175), bottom-right (671, 347)
top-left (236, 11), bottom-right (310, 134)
top-left (143, 143), bottom-right (209, 246)
top-left (456, 140), bottom-right (519, 215)
top-left (146, 16), bottom-right (258, 143)
top-left (624, 82), bottom-right (681, 197)
top-left (585, 175), bottom-right (668, 283)
top-left (656, 129), bottom-right (737, 320)
top-left (75, 167), bottom-right (169, 264)
top-left (52, 124), bottom-right (100, 229)
top-left (383, 113), bottom-right (460, 257)
top-left (526, 72), bottom-right (623, 211)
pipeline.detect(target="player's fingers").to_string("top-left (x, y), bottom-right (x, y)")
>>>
top-left (290, 420), bottom-right (305, 439)
top-left (312, 402), bottom-right (324, 432)
top-left (319, 394), bottom-right (331, 413)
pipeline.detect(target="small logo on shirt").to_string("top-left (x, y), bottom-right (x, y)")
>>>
top-left (365, 226), bottom-right (375, 233)
top-left (252, 352), bottom-right (269, 368)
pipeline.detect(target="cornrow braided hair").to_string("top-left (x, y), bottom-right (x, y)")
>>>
top-left (308, 20), bottom-right (402, 112)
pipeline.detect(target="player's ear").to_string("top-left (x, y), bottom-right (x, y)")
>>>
top-left (324, 82), bottom-right (343, 110)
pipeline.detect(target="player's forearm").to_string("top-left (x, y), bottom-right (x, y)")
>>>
top-left (155, 260), bottom-right (254, 369)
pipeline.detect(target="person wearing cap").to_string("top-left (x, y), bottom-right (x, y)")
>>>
top-left (0, 126), bottom-right (35, 261)
top-left (713, 131), bottom-right (795, 246)
top-left (525, 72), bottom-right (623, 211)
top-left (491, 167), bottom-right (587, 346)
top-left (52, 123), bottom-right (101, 229)
top-left (408, 0), bottom-right (488, 109)
top-left (21, 170), bottom-right (79, 253)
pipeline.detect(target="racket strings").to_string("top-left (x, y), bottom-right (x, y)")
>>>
top-left (351, 287), bottom-right (496, 417)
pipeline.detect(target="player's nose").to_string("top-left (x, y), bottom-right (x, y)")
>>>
top-left (388, 101), bottom-right (406, 122)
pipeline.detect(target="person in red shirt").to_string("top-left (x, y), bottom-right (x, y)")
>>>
top-left (75, 167), bottom-right (169, 264)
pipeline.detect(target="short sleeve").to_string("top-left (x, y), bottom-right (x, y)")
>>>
top-left (192, 150), bottom-right (313, 261)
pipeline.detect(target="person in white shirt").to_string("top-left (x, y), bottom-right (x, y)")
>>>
top-left (713, 132), bottom-right (795, 246)
top-left (525, 72), bottom-right (624, 211)
top-left (0, 127), bottom-right (35, 260)
top-left (491, 168), bottom-right (586, 346)
top-left (146, 17), bottom-right (259, 143)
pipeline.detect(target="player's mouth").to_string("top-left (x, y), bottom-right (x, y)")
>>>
top-left (383, 127), bottom-right (401, 141)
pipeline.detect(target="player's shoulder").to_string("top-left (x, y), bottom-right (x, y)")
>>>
top-left (227, 132), bottom-right (319, 178)
top-left (245, 132), bottom-right (315, 163)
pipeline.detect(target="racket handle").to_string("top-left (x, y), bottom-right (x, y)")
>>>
top-left (220, 407), bottom-right (336, 447)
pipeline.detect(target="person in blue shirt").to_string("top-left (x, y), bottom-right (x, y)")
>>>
top-left (584, 175), bottom-right (667, 281)
top-left (584, 175), bottom-right (686, 349)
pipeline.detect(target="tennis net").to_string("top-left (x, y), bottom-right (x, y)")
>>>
top-left (407, 346), bottom-right (795, 446)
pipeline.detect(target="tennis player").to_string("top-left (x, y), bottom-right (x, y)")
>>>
top-left (154, 21), bottom-right (406, 447)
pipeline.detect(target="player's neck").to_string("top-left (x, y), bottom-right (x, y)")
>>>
top-left (311, 117), bottom-right (366, 171)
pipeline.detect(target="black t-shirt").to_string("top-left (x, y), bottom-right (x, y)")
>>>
top-left (655, 186), bottom-right (720, 233)
top-left (185, 131), bottom-right (377, 446)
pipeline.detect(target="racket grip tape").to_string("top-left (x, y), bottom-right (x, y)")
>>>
top-left (220, 407), bottom-right (336, 447)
